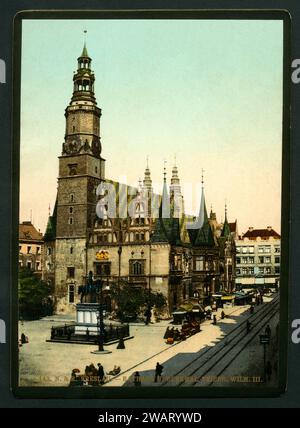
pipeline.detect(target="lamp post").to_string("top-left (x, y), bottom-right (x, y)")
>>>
top-left (91, 279), bottom-right (111, 354)
top-left (118, 246), bottom-right (122, 286)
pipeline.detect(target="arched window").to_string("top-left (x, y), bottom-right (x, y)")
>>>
top-left (133, 261), bottom-right (142, 275)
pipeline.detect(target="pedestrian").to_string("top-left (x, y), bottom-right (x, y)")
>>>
top-left (21, 333), bottom-right (26, 344)
top-left (134, 371), bottom-right (141, 386)
top-left (266, 361), bottom-right (272, 381)
top-left (97, 363), bottom-right (105, 384)
top-left (67, 328), bottom-right (72, 341)
top-left (265, 324), bottom-right (271, 338)
top-left (86, 328), bottom-right (90, 341)
top-left (246, 320), bottom-right (251, 334)
top-left (154, 362), bottom-right (164, 382)
top-left (221, 310), bottom-right (225, 320)
top-left (51, 327), bottom-right (55, 340)
top-left (163, 326), bottom-right (170, 339)
top-left (213, 315), bottom-right (217, 325)
top-left (250, 305), bottom-right (254, 315)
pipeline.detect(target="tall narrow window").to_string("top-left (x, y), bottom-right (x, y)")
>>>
top-left (67, 267), bottom-right (75, 278)
top-left (69, 285), bottom-right (75, 303)
top-left (195, 256), bottom-right (204, 271)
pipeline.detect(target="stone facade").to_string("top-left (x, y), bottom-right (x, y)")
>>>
top-left (43, 43), bottom-right (236, 316)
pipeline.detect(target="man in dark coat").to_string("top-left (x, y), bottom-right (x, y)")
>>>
top-left (246, 320), bottom-right (251, 334)
top-left (97, 363), bottom-right (105, 384)
top-left (265, 324), bottom-right (271, 338)
top-left (154, 362), bottom-right (163, 382)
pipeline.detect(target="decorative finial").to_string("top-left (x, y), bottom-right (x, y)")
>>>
top-left (48, 204), bottom-right (51, 217)
top-left (163, 159), bottom-right (167, 182)
top-left (201, 168), bottom-right (205, 187)
top-left (174, 153), bottom-right (177, 167)
top-left (84, 29), bottom-right (87, 42)
top-left (225, 199), bottom-right (228, 220)
top-left (146, 155), bottom-right (149, 169)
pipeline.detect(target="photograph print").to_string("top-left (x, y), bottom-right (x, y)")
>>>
top-left (16, 15), bottom-right (286, 394)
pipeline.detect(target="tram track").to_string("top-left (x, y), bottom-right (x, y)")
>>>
top-left (160, 295), bottom-right (279, 386)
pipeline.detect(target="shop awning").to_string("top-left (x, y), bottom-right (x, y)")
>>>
top-left (221, 295), bottom-right (235, 301)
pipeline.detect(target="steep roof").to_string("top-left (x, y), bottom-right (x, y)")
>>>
top-left (151, 176), bottom-right (182, 245)
top-left (194, 220), bottom-right (216, 246)
top-left (229, 221), bottom-right (237, 233)
top-left (80, 42), bottom-right (90, 58)
top-left (187, 185), bottom-right (216, 247)
top-left (221, 217), bottom-right (231, 238)
top-left (43, 199), bottom-right (57, 241)
top-left (19, 222), bottom-right (43, 242)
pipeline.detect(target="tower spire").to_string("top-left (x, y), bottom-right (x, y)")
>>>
top-left (62, 41), bottom-right (103, 161)
top-left (221, 200), bottom-right (231, 238)
top-left (81, 30), bottom-right (89, 57)
top-left (143, 157), bottom-right (153, 194)
top-left (170, 156), bottom-right (182, 218)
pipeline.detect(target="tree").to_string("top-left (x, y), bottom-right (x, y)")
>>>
top-left (19, 268), bottom-right (54, 320)
top-left (110, 281), bottom-right (167, 321)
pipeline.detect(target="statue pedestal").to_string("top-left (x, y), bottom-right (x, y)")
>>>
top-left (74, 303), bottom-right (99, 335)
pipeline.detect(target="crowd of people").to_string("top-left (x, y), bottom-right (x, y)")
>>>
top-left (69, 363), bottom-right (121, 386)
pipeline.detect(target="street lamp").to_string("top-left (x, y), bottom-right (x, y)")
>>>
top-left (91, 279), bottom-right (111, 354)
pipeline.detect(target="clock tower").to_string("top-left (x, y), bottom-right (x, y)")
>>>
top-left (55, 41), bottom-right (105, 311)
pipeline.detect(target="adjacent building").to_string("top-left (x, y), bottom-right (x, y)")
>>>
top-left (19, 221), bottom-right (43, 274)
top-left (235, 226), bottom-right (281, 289)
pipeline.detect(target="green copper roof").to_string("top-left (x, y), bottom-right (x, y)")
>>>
top-left (194, 220), bottom-right (215, 246)
top-left (151, 178), bottom-right (182, 245)
top-left (221, 206), bottom-right (231, 238)
top-left (187, 185), bottom-right (215, 246)
top-left (221, 218), bottom-right (231, 238)
top-left (80, 43), bottom-right (89, 58)
top-left (43, 199), bottom-right (57, 241)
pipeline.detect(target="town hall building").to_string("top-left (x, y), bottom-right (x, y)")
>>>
top-left (42, 43), bottom-right (236, 316)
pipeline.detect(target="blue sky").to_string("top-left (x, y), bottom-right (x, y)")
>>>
top-left (20, 19), bottom-right (283, 234)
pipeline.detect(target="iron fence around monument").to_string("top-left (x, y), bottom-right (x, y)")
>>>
top-left (49, 322), bottom-right (130, 344)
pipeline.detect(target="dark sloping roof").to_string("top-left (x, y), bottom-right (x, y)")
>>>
top-left (193, 220), bottom-right (216, 246)
top-left (229, 221), bottom-right (237, 233)
top-left (243, 228), bottom-right (280, 239)
top-left (221, 218), bottom-right (231, 238)
top-left (151, 187), bottom-right (182, 245)
top-left (43, 199), bottom-right (57, 241)
top-left (19, 222), bottom-right (43, 242)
